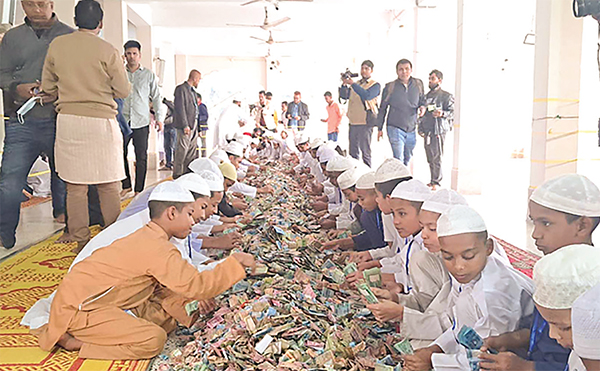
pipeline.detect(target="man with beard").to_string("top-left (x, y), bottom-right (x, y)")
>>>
top-left (418, 70), bottom-right (454, 190)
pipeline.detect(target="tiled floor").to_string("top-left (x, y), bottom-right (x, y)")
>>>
top-left (0, 168), bottom-right (172, 262)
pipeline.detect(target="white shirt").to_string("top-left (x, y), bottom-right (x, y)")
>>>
top-left (214, 103), bottom-right (248, 149)
top-left (432, 256), bottom-right (535, 370)
top-left (230, 181), bottom-right (257, 198)
top-left (568, 353), bottom-right (588, 371)
top-left (369, 213), bottom-right (402, 260)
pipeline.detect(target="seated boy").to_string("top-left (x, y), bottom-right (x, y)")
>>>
top-left (218, 162), bottom-right (246, 216)
top-left (479, 174), bottom-right (600, 371)
top-left (33, 182), bottom-right (256, 360)
top-left (319, 155), bottom-right (357, 229)
top-left (322, 172), bottom-right (386, 252)
top-left (368, 189), bottom-right (467, 347)
top-left (328, 167), bottom-right (366, 233)
top-left (403, 205), bottom-right (534, 371)
top-left (570, 282), bottom-right (600, 371)
top-left (495, 244), bottom-right (600, 371)
top-left (349, 158), bottom-right (411, 270)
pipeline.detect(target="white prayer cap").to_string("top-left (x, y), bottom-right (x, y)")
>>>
top-left (310, 138), bottom-right (324, 150)
top-left (326, 155), bottom-right (356, 173)
top-left (530, 174), bottom-right (600, 217)
top-left (295, 132), bottom-right (310, 145)
top-left (356, 171), bottom-right (376, 190)
top-left (338, 168), bottom-right (366, 190)
top-left (234, 132), bottom-right (251, 147)
top-left (318, 147), bottom-right (337, 163)
top-left (175, 173), bottom-right (211, 197)
top-left (572, 283), bottom-right (600, 359)
top-left (422, 189), bottom-right (469, 214)
top-left (189, 158), bottom-right (221, 176)
top-left (149, 181), bottom-right (195, 203)
top-left (374, 158), bottom-right (411, 184)
top-left (390, 179), bottom-right (432, 202)
top-left (225, 141), bottom-right (245, 157)
top-left (437, 205), bottom-right (487, 238)
top-left (209, 149), bottom-right (230, 165)
top-left (196, 170), bottom-right (224, 192)
top-left (533, 244), bottom-right (600, 310)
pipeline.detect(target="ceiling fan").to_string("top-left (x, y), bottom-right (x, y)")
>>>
top-left (241, 0), bottom-right (313, 11)
top-left (250, 30), bottom-right (302, 45)
top-left (227, 7), bottom-right (290, 30)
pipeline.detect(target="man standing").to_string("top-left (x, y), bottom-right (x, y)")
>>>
top-left (0, 0), bottom-right (73, 249)
top-left (121, 40), bottom-right (164, 197)
top-left (41, 0), bottom-right (130, 252)
top-left (340, 60), bottom-right (381, 167)
top-left (196, 93), bottom-right (209, 157)
top-left (418, 70), bottom-right (454, 190)
top-left (286, 91), bottom-right (309, 132)
top-left (378, 59), bottom-right (425, 165)
top-left (279, 101), bottom-right (289, 129)
top-left (173, 70), bottom-right (201, 178)
top-left (321, 91), bottom-right (342, 142)
top-left (160, 98), bottom-right (176, 171)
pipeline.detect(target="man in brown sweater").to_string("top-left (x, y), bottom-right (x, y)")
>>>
top-left (41, 0), bottom-right (130, 252)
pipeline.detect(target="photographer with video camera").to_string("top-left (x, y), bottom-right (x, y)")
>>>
top-left (339, 60), bottom-right (381, 167)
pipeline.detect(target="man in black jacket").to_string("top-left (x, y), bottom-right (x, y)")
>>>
top-left (173, 70), bottom-right (201, 178)
top-left (286, 91), bottom-right (309, 132)
top-left (418, 70), bottom-right (454, 190)
top-left (378, 59), bottom-right (425, 166)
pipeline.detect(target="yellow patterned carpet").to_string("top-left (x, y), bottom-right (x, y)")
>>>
top-left (0, 200), bottom-right (150, 371)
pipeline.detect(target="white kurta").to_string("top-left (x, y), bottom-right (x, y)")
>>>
top-left (214, 104), bottom-right (248, 149)
top-left (568, 353), bottom-right (588, 371)
top-left (230, 181), bottom-right (257, 198)
top-left (336, 200), bottom-right (358, 230)
top-left (431, 256), bottom-right (535, 370)
top-left (369, 213), bottom-right (402, 260)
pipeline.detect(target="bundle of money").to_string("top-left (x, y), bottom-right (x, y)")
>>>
top-left (356, 282), bottom-right (379, 304)
top-left (343, 262), bottom-right (358, 276)
top-left (363, 267), bottom-right (382, 288)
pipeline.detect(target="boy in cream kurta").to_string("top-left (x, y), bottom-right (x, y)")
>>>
top-left (34, 182), bottom-right (255, 360)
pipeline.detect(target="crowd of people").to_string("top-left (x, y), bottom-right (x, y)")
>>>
top-left (1, 1), bottom-right (599, 370)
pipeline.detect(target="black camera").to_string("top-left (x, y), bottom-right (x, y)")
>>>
top-left (573, 0), bottom-right (600, 17)
top-left (340, 69), bottom-right (359, 80)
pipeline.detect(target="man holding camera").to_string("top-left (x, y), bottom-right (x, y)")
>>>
top-left (340, 60), bottom-right (381, 167)
top-left (418, 70), bottom-right (454, 190)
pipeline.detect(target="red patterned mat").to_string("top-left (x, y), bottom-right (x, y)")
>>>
top-left (493, 235), bottom-right (541, 278)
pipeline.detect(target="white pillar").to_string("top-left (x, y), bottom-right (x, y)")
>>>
top-left (53, 0), bottom-right (78, 28)
top-left (101, 0), bottom-right (127, 51)
top-left (528, 0), bottom-right (583, 194)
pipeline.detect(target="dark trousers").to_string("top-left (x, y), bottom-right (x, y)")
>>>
top-left (122, 126), bottom-right (149, 193)
top-left (173, 127), bottom-right (198, 179)
top-left (163, 125), bottom-right (176, 168)
top-left (348, 124), bottom-right (373, 167)
top-left (327, 132), bottom-right (339, 142)
top-left (0, 117), bottom-right (66, 248)
top-left (424, 132), bottom-right (446, 186)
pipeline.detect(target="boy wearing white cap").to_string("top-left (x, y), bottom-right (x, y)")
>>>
top-left (32, 182), bottom-right (256, 360)
top-left (329, 167), bottom-right (366, 232)
top-left (322, 172), bottom-right (386, 252)
top-left (480, 174), bottom-right (600, 371)
top-left (350, 159), bottom-right (412, 269)
top-left (570, 283), bottom-right (600, 371)
top-left (482, 245), bottom-right (600, 371)
top-left (367, 189), bottom-right (467, 346)
top-left (318, 155), bottom-right (357, 229)
top-left (404, 205), bottom-right (534, 371)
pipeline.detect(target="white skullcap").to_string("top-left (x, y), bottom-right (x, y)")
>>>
top-left (318, 147), bottom-right (337, 163)
top-left (310, 138), bottom-right (324, 150)
top-left (225, 141), bottom-right (245, 157)
top-left (189, 158), bottom-right (221, 176)
top-left (533, 244), bottom-right (600, 310)
top-left (149, 181), bottom-right (195, 203)
top-left (175, 173), bottom-right (211, 197)
top-left (295, 132), bottom-right (310, 145)
top-left (338, 168), bottom-right (366, 190)
top-left (422, 189), bottom-right (469, 214)
top-left (390, 179), bottom-right (432, 202)
top-left (530, 174), bottom-right (600, 217)
top-left (209, 149), bottom-right (230, 165)
top-left (437, 205), bottom-right (487, 238)
top-left (356, 171), bottom-right (376, 190)
top-left (572, 283), bottom-right (600, 360)
top-left (374, 158), bottom-right (411, 184)
top-left (196, 170), bottom-right (224, 192)
top-left (326, 155), bottom-right (356, 173)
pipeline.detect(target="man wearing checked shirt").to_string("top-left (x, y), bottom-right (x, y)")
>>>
top-left (121, 40), bottom-right (165, 197)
